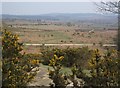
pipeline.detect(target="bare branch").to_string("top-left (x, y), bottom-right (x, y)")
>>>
top-left (95, 1), bottom-right (119, 14)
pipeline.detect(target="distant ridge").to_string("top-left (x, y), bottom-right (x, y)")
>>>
top-left (2, 13), bottom-right (117, 20)
top-left (1, 13), bottom-right (118, 30)
top-left (2, 13), bottom-right (117, 27)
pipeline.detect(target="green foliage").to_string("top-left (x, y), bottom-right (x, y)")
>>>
top-left (87, 49), bottom-right (119, 86)
top-left (41, 47), bottom-right (92, 68)
top-left (2, 58), bottom-right (35, 87)
top-left (48, 55), bottom-right (85, 88)
top-left (2, 29), bottom-right (23, 58)
top-left (48, 54), bottom-right (68, 88)
top-left (70, 64), bottom-right (85, 87)
top-left (23, 53), bottom-right (41, 71)
top-left (41, 45), bottom-right (119, 87)
top-left (2, 30), bottom-right (40, 87)
top-left (41, 48), bottom-right (54, 65)
top-left (63, 47), bottom-right (92, 67)
top-left (2, 29), bottom-right (118, 87)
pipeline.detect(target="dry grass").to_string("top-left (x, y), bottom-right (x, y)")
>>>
top-left (5, 21), bottom-right (117, 53)
top-left (16, 29), bottom-right (117, 44)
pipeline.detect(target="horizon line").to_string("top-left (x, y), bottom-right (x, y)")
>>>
top-left (1, 12), bottom-right (116, 16)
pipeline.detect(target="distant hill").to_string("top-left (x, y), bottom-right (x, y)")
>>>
top-left (2, 13), bottom-right (117, 21)
top-left (2, 13), bottom-right (118, 29)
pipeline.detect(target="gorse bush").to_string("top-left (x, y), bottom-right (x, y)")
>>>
top-left (48, 55), bottom-right (85, 88)
top-left (84, 49), bottom-right (119, 87)
top-left (41, 48), bottom-right (54, 65)
top-left (2, 58), bottom-right (34, 87)
top-left (48, 54), bottom-right (69, 88)
top-left (41, 47), bottom-right (92, 68)
top-left (22, 53), bottom-right (41, 71)
top-left (2, 30), bottom-right (23, 59)
top-left (2, 30), bottom-right (40, 87)
top-left (63, 47), bottom-right (93, 68)
top-left (48, 49), bottom-right (119, 87)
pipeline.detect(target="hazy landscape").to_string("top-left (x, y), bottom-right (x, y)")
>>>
top-left (1, 2), bottom-right (119, 87)
top-left (2, 13), bottom-right (118, 53)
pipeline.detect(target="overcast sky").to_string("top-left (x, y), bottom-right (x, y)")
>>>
top-left (2, 2), bottom-right (100, 15)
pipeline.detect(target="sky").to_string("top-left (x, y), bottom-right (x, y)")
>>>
top-left (2, 2), bottom-right (99, 15)
top-left (1, 0), bottom-right (113, 2)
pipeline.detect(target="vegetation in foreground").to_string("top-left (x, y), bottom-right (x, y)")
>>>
top-left (48, 49), bottom-right (119, 87)
top-left (2, 30), bottom-right (119, 87)
top-left (2, 30), bottom-right (40, 87)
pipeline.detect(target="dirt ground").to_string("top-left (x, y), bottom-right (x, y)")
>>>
top-left (27, 64), bottom-right (52, 87)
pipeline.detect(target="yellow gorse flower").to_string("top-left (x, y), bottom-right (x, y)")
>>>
top-left (30, 60), bottom-right (39, 65)
top-left (54, 54), bottom-right (59, 60)
top-left (49, 54), bottom-right (64, 66)
top-left (59, 56), bottom-right (64, 61)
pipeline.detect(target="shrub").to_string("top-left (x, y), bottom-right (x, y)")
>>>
top-left (48, 55), bottom-right (85, 88)
top-left (41, 47), bottom-right (92, 68)
top-left (63, 47), bottom-right (92, 67)
top-left (86, 49), bottom-right (119, 86)
top-left (44, 46), bottom-right (119, 87)
top-left (70, 64), bottom-right (85, 87)
top-left (2, 30), bottom-right (39, 87)
top-left (41, 48), bottom-right (55, 65)
top-left (2, 30), bottom-right (23, 59)
top-left (48, 54), bottom-right (69, 88)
